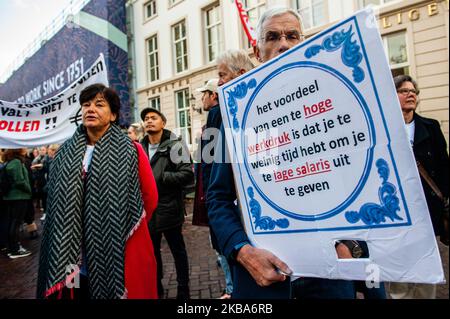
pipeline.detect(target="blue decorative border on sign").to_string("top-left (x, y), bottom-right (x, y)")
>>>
top-left (247, 187), bottom-right (290, 230)
top-left (353, 14), bottom-right (412, 229)
top-left (226, 79), bottom-right (257, 131)
top-left (241, 61), bottom-right (375, 221)
top-left (219, 15), bottom-right (412, 234)
top-left (345, 158), bottom-right (403, 225)
top-left (305, 25), bottom-right (365, 83)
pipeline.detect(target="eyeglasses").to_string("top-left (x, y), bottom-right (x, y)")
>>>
top-left (261, 30), bottom-right (304, 43)
top-left (397, 88), bottom-right (419, 95)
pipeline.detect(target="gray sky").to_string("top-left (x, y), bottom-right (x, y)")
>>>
top-left (0, 0), bottom-right (73, 78)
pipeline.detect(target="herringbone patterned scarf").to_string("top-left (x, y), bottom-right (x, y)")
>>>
top-left (37, 124), bottom-right (143, 299)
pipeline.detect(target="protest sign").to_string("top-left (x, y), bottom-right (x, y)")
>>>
top-left (0, 54), bottom-right (108, 149)
top-left (218, 9), bottom-right (444, 283)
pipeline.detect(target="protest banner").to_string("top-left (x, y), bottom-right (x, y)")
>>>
top-left (0, 54), bottom-right (108, 149)
top-left (235, 0), bottom-right (257, 47)
top-left (218, 9), bottom-right (444, 283)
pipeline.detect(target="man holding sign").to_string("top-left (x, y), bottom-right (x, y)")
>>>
top-left (207, 7), bottom-right (356, 299)
top-left (210, 2), bottom-right (445, 299)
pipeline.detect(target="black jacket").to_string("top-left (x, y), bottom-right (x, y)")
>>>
top-left (141, 129), bottom-right (194, 233)
top-left (412, 113), bottom-right (449, 235)
top-left (201, 104), bottom-right (223, 197)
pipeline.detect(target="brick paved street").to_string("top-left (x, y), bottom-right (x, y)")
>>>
top-left (0, 200), bottom-right (227, 299)
top-left (0, 200), bottom-right (448, 299)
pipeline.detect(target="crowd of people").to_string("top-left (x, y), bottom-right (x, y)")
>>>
top-left (1, 144), bottom-right (59, 258)
top-left (0, 6), bottom-right (447, 300)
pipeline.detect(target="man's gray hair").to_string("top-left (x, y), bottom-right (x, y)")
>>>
top-left (256, 6), bottom-right (304, 42)
top-left (393, 74), bottom-right (419, 93)
top-left (216, 49), bottom-right (254, 74)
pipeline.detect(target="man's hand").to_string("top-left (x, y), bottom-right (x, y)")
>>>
top-left (236, 244), bottom-right (292, 287)
top-left (335, 243), bottom-right (353, 259)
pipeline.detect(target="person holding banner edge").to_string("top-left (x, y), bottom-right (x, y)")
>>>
top-left (207, 7), bottom-right (363, 299)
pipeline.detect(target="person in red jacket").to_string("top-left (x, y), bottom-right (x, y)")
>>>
top-left (37, 83), bottom-right (158, 299)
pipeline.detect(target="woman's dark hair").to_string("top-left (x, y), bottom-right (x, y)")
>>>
top-left (393, 75), bottom-right (420, 94)
top-left (2, 149), bottom-right (26, 163)
top-left (79, 83), bottom-right (121, 123)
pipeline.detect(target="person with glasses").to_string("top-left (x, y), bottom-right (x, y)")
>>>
top-left (387, 75), bottom-right (449, 299)
top-left (207, 7), bottom-right (363, 299)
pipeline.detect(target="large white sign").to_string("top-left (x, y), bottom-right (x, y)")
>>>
top-left (218, 9), bottom-right (444, 283)
top-left (0, 54), bottom-right (108, 148)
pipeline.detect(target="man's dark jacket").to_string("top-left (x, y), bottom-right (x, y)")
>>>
top-left (206, 125), bottom-right (290, 299)
top-left (412, 113), bottom-right (449, 236)
top-left (141, 129), bottom-right (194, 234)
top-left (206, 126), bottom-right (366, 299)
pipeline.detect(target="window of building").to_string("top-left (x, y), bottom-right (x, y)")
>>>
top-left (175, 89), bottom-right (191, 144)
top-left (358, 0), bottom-right (397, 8)
top-left (242, 0), bottom-right (266, 48)
top-left (204, 4), bottom-right (222, 63)
top-left (146, 35), bottom-right (159, 82)
top-left (292, 0), bottom-right (326, 30)
top-left (383, 32), bottom-right (409, 77)
top-left (144, 0), bottom-right (156, 20)
top-left (148, 96), bottom-right (160, 111)
top-left (169, 0), bottom-right (183, 8)
top-left (172, 20), bottom-right (188, 73)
